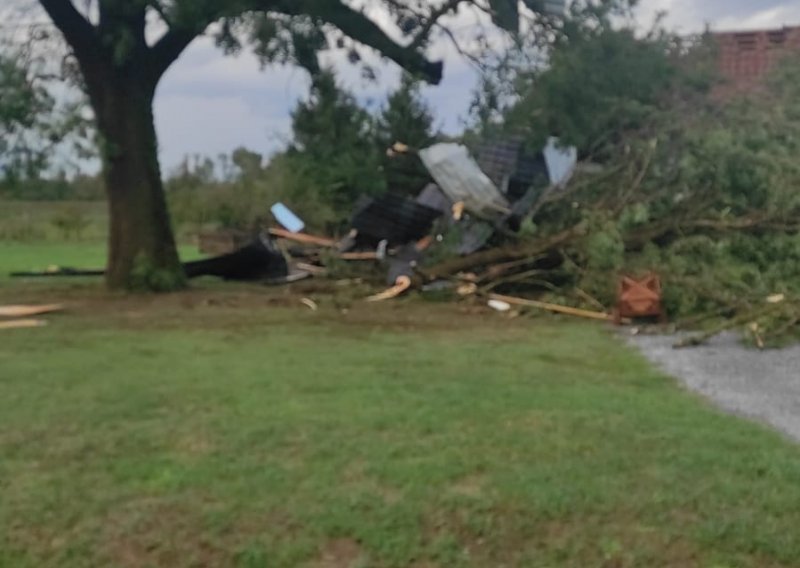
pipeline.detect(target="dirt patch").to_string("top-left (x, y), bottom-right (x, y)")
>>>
top-left (98, 500), bottom-right (229, 568)
top-left (174, 431), bottom-right (215, 456)
top-left (339, 461), bottom-right (404, 505)
top-left (448, 475), bottom-right (486, 498)
top-left (419, 506), bottom-right (713, 567)
top-left (311, 538), bottom-right (365, 568)
top-left (3, 280), bottom-right (542, 340)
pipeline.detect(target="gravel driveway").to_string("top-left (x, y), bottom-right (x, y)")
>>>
top-left (629, 332), bottom-right (800, 441)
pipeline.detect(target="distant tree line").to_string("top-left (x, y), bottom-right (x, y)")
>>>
top-left (1, 54), bottom-right (437, 232)
top-left (165, 71), bottom-right (438, 235)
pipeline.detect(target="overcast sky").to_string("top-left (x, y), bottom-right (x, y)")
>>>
top-left (43, 0), bottom-right (800, 172)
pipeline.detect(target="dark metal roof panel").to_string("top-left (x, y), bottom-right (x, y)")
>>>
top-left (352, 193), bottom-right (443, 244)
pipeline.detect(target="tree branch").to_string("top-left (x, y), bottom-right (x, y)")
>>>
top-left (37, 0), bottom-right (98, 57)
top-left (143, 0), bottom-right (456, 85)
top-left (421, 223), bottom-right (588, 281)
top-left (408, 0), bottom-right (464, 51)
top-left (218, 0), bottom-right (444, 83)
top-left (290, 1), bottom-right (444, 84)
top-left (148, 27), bottom-right (198, 82)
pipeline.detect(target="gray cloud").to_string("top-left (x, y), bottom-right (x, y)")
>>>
top-left (693, 0), bottom-right (787, 20)
top-left (639, 0), bottom-right (800, 31)
top-left (154, 30), bottom-right (478, 169)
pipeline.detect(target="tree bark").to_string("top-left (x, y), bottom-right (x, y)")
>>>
top-left (38, 0), bottom-right (453, 292)
top-left (91, 70), bottom-right (185, 291)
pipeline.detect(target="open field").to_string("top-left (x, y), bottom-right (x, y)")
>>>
top-left (0, 242), bottom-right (203, 281)
top-left (0, 241), bottom-right (108, 277)
top-left (0, 201), bottom-right (108, 242)
top-left (0, 203), bottom-right (203, 289)
top-left (0, 200), bottom-right (197, 244)
top-left (3, 242), bottom-right (800, 567)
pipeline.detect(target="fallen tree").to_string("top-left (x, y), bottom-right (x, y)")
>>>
top-left (412, 22), bottom-right (800, 346)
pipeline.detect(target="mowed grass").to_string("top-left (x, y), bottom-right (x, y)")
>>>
top-left (2, 244), bottom-right (800, 567)
top-left (0, 241), bottom-right (108, 274)
top-left (0, 201), bottom-right (201, 286)
top-left (0, 240), bottom-right (203, 290)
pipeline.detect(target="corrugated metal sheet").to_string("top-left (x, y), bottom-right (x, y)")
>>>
top-left (475, 136), bottom-right (549, 201)
top-left (419, 144), bottom-right (510, 220)
top-left (416, 183), bottom-right (452, 215)
top-left (475, 136), bottom-right (575, 200)
top-left (475, 138), bottom-right (522, 189)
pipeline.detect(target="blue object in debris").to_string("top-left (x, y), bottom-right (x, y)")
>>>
top-left (271, 203), bottom-right (305, 233)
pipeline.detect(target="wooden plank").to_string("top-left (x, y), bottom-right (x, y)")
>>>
top-left (0, 319), bottom-right (48, 330)
top-left (296, 263), bottom-right (328, 276)
top-left (0, 304), bottom-right (63, 318)
top-left (367, 276), bottom-right (412, 302)
top-left (340, 252), bottom-right (379, 261)
top-left (488, 294), bottom-right (614, 321)
top-left (268, 228), bottom-right (337, 248)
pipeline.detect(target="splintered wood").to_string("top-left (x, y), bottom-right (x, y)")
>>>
top-left (0, 319), bottom-right (48, 330)
top-left (367, 277), bottom-right (412, 302)
top-left (0, 305), bottom-right (63, 318)
top-left (0, 305), bottom-right (62, 331)
top-left (489, 294), bottom-right (615, 321)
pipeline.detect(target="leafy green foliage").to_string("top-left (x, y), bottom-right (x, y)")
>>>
top-left (50, 205), bottom-right (91, 240)
top-left (0, 52), bottom-right (54, 178)
top-left (454, 5), bottom-right (800, 344)
top-left (0, 54), bottom-right (46, 130)
top-left (166, 149), bottom-right (341, 234)
top-left (166, 71), bottom-right (438, 235)
top-left (286, 71), bottom-right (385, 223)
top-left (376, 74), bottom-right (436, 195)
top-left (0, 42), bottom-right (95, 190)
top-left (129, 251), bottom-right (187, 292)
top-left (584, 218), bottom-right (624, 271)
top-left (509, 27), bottom-right (681, 155)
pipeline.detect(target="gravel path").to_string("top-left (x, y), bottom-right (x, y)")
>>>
top-left (629, 332), bottom-right (800, 441)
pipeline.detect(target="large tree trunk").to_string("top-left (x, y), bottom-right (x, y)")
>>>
top-left (92, 72), bottom-right (185, 291)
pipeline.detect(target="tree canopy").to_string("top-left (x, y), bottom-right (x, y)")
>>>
top-left (0, 52), bottom-right (50, 177)
top-left (35, 0), bottom-right (546, 91)
top-left (376, 75), bottom-right (436, 195)
top-left (0, 45), bottom-right (92, 181)
top-left (288, 70), bottom-right (385, 219)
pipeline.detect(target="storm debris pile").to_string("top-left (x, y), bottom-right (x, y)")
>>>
top-left (12, 123), bottom-right (800, 347)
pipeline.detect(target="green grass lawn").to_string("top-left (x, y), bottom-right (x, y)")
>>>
top-left (0, 241), bottom-right (109, 274)
top-left (0, 241), bottom-right (203, 291)
top-left (0, 200), bottom-right (201, 287)
top-left (2, 243), bottom-right (800, 567)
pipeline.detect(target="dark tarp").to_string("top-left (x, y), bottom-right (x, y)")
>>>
top-left (13, 234), bottom-right (291, 283)
top-left (183, 234), bottom-right (288, 281)
top-left (352, 193), bottom-right (443, 246)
